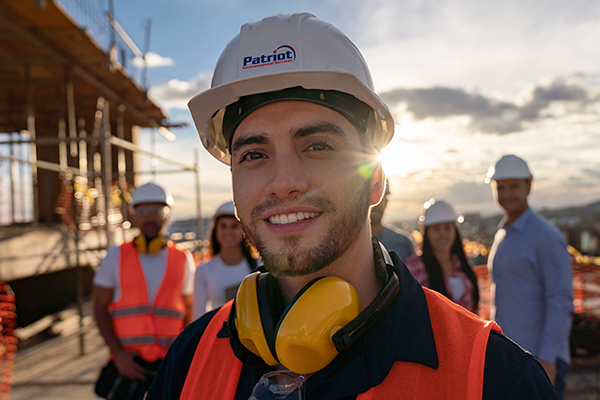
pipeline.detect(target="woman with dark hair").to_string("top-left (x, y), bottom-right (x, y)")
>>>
top-left (193, 201), bottom-right (258, 319)
top-left (405, 199), bottom-right (479, 313)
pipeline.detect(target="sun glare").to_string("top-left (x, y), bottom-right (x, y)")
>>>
top-left (379, 140), bottom-right (422, 177)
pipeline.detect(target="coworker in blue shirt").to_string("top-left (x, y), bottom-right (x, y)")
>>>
top-left (370, 180), bottom-right (415, 261)
top-left (487, 154), bottom-right (573, 399)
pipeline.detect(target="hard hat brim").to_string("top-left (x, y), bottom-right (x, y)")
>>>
top-left (188, 70), bottom-right (394, 165)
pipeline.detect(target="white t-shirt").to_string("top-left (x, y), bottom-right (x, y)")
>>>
top-left (93, 244), bottom-right (195, 304)
top-left (194, 254), bottom-right (252, 319)
top-left (447, 275), bottom-right (466, 302)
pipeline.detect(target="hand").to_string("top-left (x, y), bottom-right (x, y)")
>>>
top-left (113, 349), bottom-right (146, 380)
top-left (539, 359), bottom-right (556, 386)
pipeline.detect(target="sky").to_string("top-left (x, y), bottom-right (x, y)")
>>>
top-left (108, 0), bottom-right (600, 224)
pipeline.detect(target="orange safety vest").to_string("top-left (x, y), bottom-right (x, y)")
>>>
top-left (180, 287), bottom-right (501, 400)
top-left (110, 241), bottom-right (188, 362)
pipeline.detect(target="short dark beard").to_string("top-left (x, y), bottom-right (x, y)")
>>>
top-left (240, 180), bottom-right (372, 277)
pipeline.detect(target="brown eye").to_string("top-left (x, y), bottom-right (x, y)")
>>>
top-left (307, 141), bottom-right (333, 152)
top-left (240, 151), bottom-right (266, 163)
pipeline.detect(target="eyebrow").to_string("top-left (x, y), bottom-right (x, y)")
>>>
top-left (292, 122), bottom-right (348, 141)
top-left (231, 134), bottom-right (269, 153)
top-left (230, 121), bottom-right (349, 153)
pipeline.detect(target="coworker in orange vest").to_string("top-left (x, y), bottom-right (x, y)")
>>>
top-left (147, 13), bottom-right (558, 400)
top-left (93, 182), bottom-right (195, 400)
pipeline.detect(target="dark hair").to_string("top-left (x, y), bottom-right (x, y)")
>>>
top-left (210, 216), bottom-right (257, 270)
top-left (421, 225), bottom-right (479, 311)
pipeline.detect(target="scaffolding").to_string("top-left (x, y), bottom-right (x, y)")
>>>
top-left (0, 0), bottom-right (204, 353)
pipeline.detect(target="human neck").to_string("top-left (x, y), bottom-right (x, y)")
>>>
top-left (505, 206), bottom-right (528, 226)
top-left (432, 248), bottom-right (454, 277)
top-left (432, 248), bottom-right (452, 264)
top-left (371, 222), bottom-right (382, 237)
top-left (219, 246), bottom-right (245, 266)
top-left (275, 227), bottom-right (380, 312)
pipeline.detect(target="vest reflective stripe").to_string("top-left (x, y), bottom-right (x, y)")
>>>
top-left (112, 305), bottom-right (151, 318)
top-left (153, 307), bottom-right (186, 319)
top-left (119, 336), bottom-right (157, 346)
top-left (157, 336), bottom-right (177, 347)
top-left (112, 305), bottom-right (184, 319)
top-left (110, 241), bottom-right (188, 362)
top-left (117, 335), bottom-right (178, 347)
top-left (180, 289), bottom-right (501, 400)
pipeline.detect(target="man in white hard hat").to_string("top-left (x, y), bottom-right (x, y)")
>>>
top-left (486, 154), bottom-right (573, 399)
top-left (370, 179), bottom-right (415, 260)
top-left (93, 182), bottom-right (195, 400)
top-left (148, 14), bottom-right (557, 400)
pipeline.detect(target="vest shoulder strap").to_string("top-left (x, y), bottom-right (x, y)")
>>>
top-left (358, 288), bottom-right (501, 400)
top-left (180, 301), bottom-right (242, 400)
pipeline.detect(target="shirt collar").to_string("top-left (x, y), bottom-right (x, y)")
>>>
top-left (499, 207), bottom-right (532, 232)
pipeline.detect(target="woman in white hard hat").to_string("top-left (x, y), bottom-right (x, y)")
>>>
top-left (193, 201), bottom-right (258, 319)
top-left (404, 199), bottom-right (479, 313)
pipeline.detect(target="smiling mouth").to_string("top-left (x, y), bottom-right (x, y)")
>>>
top-left (268, 212), bottom-right (322, 225)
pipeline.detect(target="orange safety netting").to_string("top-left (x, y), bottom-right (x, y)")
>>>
top-left (0, 283), bottom-right (16, 398)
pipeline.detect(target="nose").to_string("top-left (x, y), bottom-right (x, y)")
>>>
top-left (264, 153), bottom-right (309, 200)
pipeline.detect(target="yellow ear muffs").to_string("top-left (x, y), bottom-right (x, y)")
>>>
top-left (232, 272), bottom-right (360, 374)
top-left (223, 246), bottom-right (400, 374)
top-left (227, 248), bottom-right (400, 375)
top-left (134, 235), bottom-right (167, 254)
top-left (274, 277), bottom-right (360, 374)
top-left (234, 272), bottom-right (279, 366)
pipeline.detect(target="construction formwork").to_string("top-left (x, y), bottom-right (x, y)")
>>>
top-left (0, 0), bottom-right (204, 346)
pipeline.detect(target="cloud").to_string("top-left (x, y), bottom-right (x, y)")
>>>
top-left (440, 181), bottom-right (492, 206)
top-left (380, 77), bottom-right (599, 135)
top-left (131, 52), bottom-right (175, 68)
top-left (148, 72), bottom-right (212, 110)
top-left (582, 168), bottom-right (600, 181)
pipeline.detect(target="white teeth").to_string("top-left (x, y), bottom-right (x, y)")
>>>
top-left (269, 212), bottom-right (320, 225)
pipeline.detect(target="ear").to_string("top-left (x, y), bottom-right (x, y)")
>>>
top-left (369, 166), bottom-right (385, 207)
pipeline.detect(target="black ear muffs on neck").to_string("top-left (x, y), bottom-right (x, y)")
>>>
top-left (223, 246), bottom-right (399, 375)
top-left (134, 234), bottom-right (167, 254)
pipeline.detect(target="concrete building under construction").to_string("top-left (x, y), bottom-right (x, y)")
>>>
top-left (0, 0), bottom-right (200, 330)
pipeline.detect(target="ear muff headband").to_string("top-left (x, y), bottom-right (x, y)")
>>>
top-left (134, 235), bottom-right (168, 254)
top-left (331, 264), bottom-right (399, 351)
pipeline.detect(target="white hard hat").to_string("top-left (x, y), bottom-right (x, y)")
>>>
top-left (213, 201), bottom-right (236, 220)
top-left (419, 199), bottom-right (458, 227)
top-left (188, 12), bottom-right (394, 165)
top-left (486, 154), bottom-right (532, 182)
top-left (130, 182), bottom-right (173, 207)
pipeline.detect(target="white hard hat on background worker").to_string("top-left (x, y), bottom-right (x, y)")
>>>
top-left (486, 154), bottom-right (532, 182)
top-left (213, 201), bottom-right (236, 220)
top-left (419, 199), bottom-right (459, 226)
top-left (188, 12), bottom-right (394, 164)
top-left (130, 182), bottom-right (174, 207)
